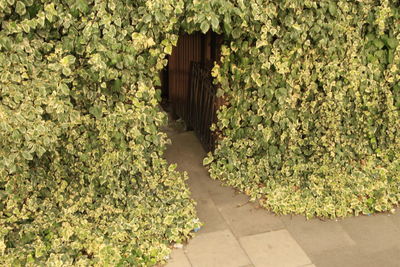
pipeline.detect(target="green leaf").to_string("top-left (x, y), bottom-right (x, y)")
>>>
top-left (164, 44), bottom-right (172, 55)
top-left (276, 87), bottom-right (288, 98)
top-left (223, 15), bottom-right (232, 33)
top-left (386, 38), bottom-right (398, 49)
top-left (22, 151), bottom-right (33, 160)
top-left (231, 28), bottom-right (241, 39)
top-left (61, 55), bottom-right (76, 66)
top-left (373, 39), bottom-right (385, 49)
top-left (388, 50), bottom-right (394, 64)
top-left (143, 14), bottom-right (152, 23)
top-left (76, 0), bottom-right (89, 13)
top-left (62, 67), bottom-right (72, 76)
top-left (44, 3), bottom-right (56, 22)
top-left (328, 2), bottom-right (337, 16)
top-left (15, 1), bottom-right (26, 16)
top-left (211, 16), bottom-right (219, 31)
top-left (200, 20), bottom-right (210, 34)
top-left (203, 155), bottom-right (214, 165)
top-left (59, 83), bottom-right (70, 95)
top-left (21, 23), bottom-right (30, 33)
top-left (112, 79), bottom-right (122, 92)
top-left (89, 105), bottom-right (103, 119)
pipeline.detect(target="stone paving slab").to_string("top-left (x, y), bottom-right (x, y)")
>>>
top-left (389, 211), bottom-right (400, 231)
top-left (184, 174), bottom-right (208, 203)
top-left (165, 249), bottom-right (191, 267)
top-left (364, 246), bottom-right (400, 267)
top-left (163, 130), bottom-right (400, 267)
top-left (281, 215), bottom-right (356, 255)
top-left (193, 197), bottom-right (230, 234)
top-left (239, 230), bottom-right (312, 267)
top-left (311, 245), bottom-right (400, 267)
top-left (184, 229), bottom-right (252, 267)
top-left (206, 180), bottom-right (250, 208)
top-left (218, 203), bottom-right (284, 237)
top-left (339, 214), bottom-right (400, 253)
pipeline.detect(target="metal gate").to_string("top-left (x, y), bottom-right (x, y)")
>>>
top-left (187, 62), bottom-right (217, 152)
top-left (166, 32), bottom-right (223, 152)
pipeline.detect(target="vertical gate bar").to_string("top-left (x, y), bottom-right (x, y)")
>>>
top-left (209, 92), bottom-right (216, 151)
top-left (186, 61), bottom-right (218, 152)
top-left (200, 68), bottom-right (206, 137)
top-left (206, 84), bottom-right (213, 150)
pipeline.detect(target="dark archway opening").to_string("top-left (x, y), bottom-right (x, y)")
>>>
top-left (161, 31), bottom-right (224, 152)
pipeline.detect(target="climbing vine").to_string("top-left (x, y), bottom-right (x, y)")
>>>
top-left (204, 0), bottom-right (400, 219)
top-left (0, 0), bottom-right (197, 266)
top-left (0, 0), bottom-right (399, 266)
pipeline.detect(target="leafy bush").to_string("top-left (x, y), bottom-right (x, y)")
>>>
top-left (203, 0), bottom-right (400, 218)
top-left (1, 0), bottom-right (400, 265)
top-left (0, 0), bottom-right (199, 265)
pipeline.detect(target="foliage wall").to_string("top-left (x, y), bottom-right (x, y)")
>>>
top-left (0, 0), bottom-right (199, 266)
top-left (203, 0), bottom-right (400, 218)
top-left (1, 0), bottom-right (399, 266)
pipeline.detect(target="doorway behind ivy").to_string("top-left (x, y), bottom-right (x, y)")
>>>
top-left (160, 31), bottom-right (224, 152)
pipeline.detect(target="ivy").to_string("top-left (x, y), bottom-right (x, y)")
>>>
top-left (0, 0), bottom-right (199, 265)
top-left (1, 0), bottom-right (400, 266)
top-left (204, 0), bottom-right (400, 219)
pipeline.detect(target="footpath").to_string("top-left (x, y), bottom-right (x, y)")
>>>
top-left (163, 125), bottom-right (400, 267)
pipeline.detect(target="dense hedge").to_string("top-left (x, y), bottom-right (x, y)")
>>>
top-left (1, 0), bottom-right (399, 266)
top-left (0, 1), bottom-right (199, 265)
top-left (204, 0), bottom-right (400, 218)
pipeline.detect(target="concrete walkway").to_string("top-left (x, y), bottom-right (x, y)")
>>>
top-left (163, 128), bottom-right (400, 267)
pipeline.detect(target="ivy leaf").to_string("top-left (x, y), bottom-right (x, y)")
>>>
top-left (164, 44), bottom-right (172, 55)
top-left (112, 79), bottom-right (122, 92)
top-left (143, 14), bottom-right (152, 23)
top-left (59, 83), bottom-right (70, 95)
top-left (200, 20), bottom-right (210, 34)
top-left (373, 38), bottom-right (385, 49)
top-left (276, 87), bottom-right (288, 98)
top-left (231, 28), bottom-right (242, 39)
top-left (16, 1), bottom-right (26, 16)
top-left (386, 38), bottom-right (398, 49)
top-left (328, 2), bottom-right (337, 17)
top-left (223, 15), bottom-right (232, 33)
top-left (388, 50), bottom-right (394, 64)
top-left (61, 55), bottom-right (76, 66)
top-left (89, 105), bottom-right (103, 119)
top-left (62, 67), bottom-right (72, 76)
top-left (211, 16), bottom-right (219, 31)
top-left (203, 155), bottom-right (214, 165)
top-left (22, 151), bottom-right (33, 161)
top-left (22, 23), bottom-right (30, 33)
top-left (76, 0), bottom-right (89, 13)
